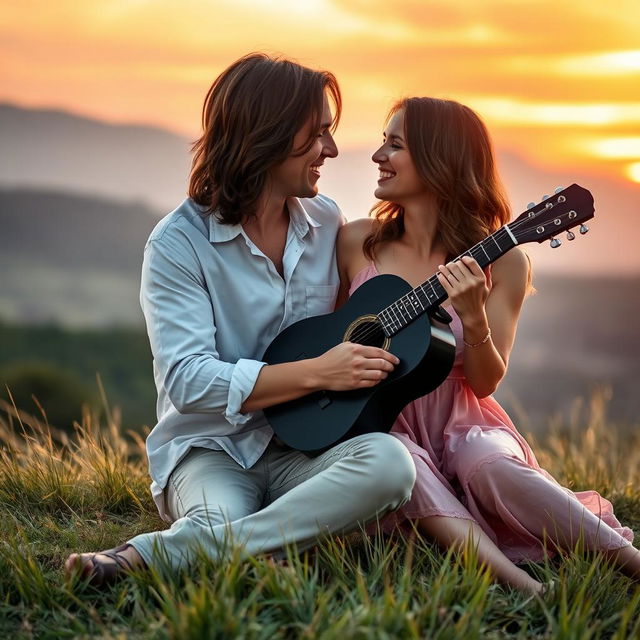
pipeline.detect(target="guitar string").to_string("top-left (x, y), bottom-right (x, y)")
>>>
top-left (347, 226), bottom-right (517, 344)
top-left (346, 205), bottom-right (578, 345)
top-left (349, 204), bottom-right (580, 345)
top-left (348, 205), bottom-right (573, 345)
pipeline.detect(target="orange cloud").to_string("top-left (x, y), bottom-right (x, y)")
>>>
top-left (0, 0), bottom-right (639, 179)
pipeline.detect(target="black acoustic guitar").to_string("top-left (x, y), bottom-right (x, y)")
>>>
top-left (263, 184), bottom-right (594, 453)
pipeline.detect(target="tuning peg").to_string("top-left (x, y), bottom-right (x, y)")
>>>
top-left (554, 186), bottom-right (564, 194)
top-left (566, 230), bottom-right (575, 241)
top-left (579, 224), bottom-right (589, 234)
top-left (542, 194), bottom-right (550, 200)
top-left (527, 201), bottom-right (536, 209)
top-left (550, 237), bottom-right (562, 248)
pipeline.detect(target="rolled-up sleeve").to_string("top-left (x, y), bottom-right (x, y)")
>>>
top-left (141, 234), bottom-right (266, 428)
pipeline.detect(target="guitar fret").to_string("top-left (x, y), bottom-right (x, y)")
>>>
top-left (376, 221), bottom-right (524, 337)
top-left (389, 303), bottom-right (402, 328)
top-left (379, 308), bottom-right (393, 334)
top-left (398, 301), bottom-right (409, 323)
top-left (408, 291), bottom-right (424, 311)
top-left (406, 295), bottom-right (417, 317)
top-left (399, 298), bottom-right (410, 321)
top-left (416, 287), bottom-right (429, 308)
top-left (387, 309), bottom-right (398, 332)
top-left (428, 279), bottom-right (439, 301)
top-left (469, 243), bottom-right (489, 268)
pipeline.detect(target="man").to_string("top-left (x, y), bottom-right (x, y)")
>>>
top-left (66, 53), bottom-right (415, 586)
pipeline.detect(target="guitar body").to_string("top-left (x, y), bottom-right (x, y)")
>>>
top-left (264, 183), bottom-right (596, 453)
top-left (263, 274), bottom-right (456, 453)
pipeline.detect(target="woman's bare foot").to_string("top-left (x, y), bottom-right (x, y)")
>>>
top-left (65, 543), bottom-right (146, 587)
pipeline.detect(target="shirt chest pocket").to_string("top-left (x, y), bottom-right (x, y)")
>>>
top-left (305, 284), bottom-right (339, 317)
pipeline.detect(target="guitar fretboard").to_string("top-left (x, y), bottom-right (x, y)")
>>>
top-left (378, 225), bottom-right (517, 336)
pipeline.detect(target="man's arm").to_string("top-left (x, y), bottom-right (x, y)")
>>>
top-left (142, 234), bottom-right (264, 426)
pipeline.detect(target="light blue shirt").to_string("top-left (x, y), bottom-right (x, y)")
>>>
top-left (141, 194), bottom-right (343, 520)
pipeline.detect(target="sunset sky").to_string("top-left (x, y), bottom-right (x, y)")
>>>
top-left (1, 0), bottom-right (639, 276)
top-left (2, 0), bottom-right (639, 178)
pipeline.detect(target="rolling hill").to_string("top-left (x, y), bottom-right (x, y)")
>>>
top-left (1, 103), bottom-right (639, 426)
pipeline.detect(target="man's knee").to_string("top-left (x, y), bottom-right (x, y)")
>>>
top-left (186, 504), bottom-right (237, 531)
top-left (355, 432), bottom-right (416, 504)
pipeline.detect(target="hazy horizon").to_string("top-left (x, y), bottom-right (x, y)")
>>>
top-left (2, 100), bottom-right (639, 277)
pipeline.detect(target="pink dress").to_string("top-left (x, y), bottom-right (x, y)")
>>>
top-left (351, 264), bottom-right (633, 562)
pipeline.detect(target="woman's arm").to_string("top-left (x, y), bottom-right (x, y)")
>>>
top-left (437, 248), bottom-right (530, 398)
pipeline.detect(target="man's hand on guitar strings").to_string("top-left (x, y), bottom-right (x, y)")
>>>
top-left (310, 342), bottom-right (400, 391)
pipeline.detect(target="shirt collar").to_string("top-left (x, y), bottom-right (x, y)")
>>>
top-left (207, 212), bottom-right (242, 244)
top-left (207, 197), bottom-right (322, 244)
top-left (287, 197), bottom-right (322, 239)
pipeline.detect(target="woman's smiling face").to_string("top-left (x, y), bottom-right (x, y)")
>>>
top-left (371, 109), bottom-right (428, 205)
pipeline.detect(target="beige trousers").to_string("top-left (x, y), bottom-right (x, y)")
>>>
top-left (128, 432), bottom-right (416, 570)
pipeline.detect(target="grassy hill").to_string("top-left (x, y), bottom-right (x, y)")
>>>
top-left (0, 322), bottom-right (155, 433)
top-left (0, 394), bottom-right (638, 638)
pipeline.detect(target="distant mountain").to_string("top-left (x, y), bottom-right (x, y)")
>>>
top-left (0, 188), bottom-right (158, 272)
top-left (0, 103), bottom-right (190, 211)
top-left (2, 102), bottom-right (639, 276)
top-left (1, 104), bottom-right (639, 426)
top-left (0, 188), bottom-right (158, 326)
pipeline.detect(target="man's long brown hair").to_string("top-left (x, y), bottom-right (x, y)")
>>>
top-left (189, 53), bottom-right (341, 224)
top-left (364, 98), bottom-right (511, 262)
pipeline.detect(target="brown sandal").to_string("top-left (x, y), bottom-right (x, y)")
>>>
top-left (69, 543), bottom-right (136, 588)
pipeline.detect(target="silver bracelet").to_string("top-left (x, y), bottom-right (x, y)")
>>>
top-left (463, 328), bottom-right (492, 348)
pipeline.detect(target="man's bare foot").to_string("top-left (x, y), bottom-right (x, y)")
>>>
top-left (65, 543), bottom-right (146, 587)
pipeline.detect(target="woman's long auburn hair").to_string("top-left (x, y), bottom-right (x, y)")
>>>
top-left (189, 53), bottom-right (341, 224)
top-left (364, 97), bottom-right (512, 263)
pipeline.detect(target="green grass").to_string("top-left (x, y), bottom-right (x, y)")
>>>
top-left (1, 389), bottom-right (639, 639)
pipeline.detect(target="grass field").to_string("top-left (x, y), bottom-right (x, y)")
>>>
top-left (1, 389), bottom-right (639, 639)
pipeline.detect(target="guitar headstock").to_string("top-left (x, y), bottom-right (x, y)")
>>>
top-left (510, 184), bottom-right (594, 247)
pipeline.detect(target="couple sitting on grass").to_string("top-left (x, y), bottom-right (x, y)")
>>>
top-left (66, 53), bottom-right (639, 595)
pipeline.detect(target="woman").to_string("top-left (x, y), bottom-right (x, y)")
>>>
top-left (336, 97), bottom-right (638, 594)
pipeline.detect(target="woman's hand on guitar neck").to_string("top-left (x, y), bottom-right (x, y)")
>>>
top-left (436, 256), bottom-right (491, 325)
top-left (310, 342), bottom-right (399, 391)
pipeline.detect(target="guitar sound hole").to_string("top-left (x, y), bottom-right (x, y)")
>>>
top-left (348, 319), bottom-right (386, 348)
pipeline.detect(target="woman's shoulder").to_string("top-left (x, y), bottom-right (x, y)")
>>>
top-left (340, 216), bottom-right (375, 235)
top-left (337, 217), bottom-right (375, 249)
top-left (336, 217), bottom-right (375, 280)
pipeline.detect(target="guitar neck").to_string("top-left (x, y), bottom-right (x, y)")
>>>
top-left (378, 225), bottom-right (518, 336)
